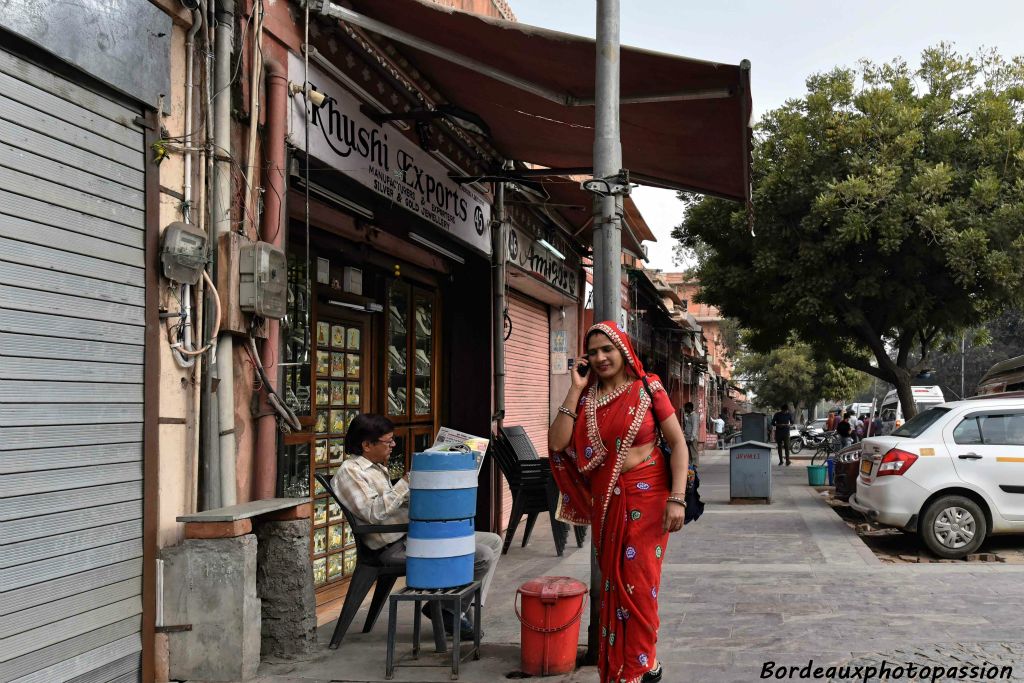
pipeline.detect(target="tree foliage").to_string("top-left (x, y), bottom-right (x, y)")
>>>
top-left (925, 307), bottom-right (1024, 398)
top-left (736, 341), bottom-right (869, 413)
top-left (676, 46), bottom-right (1024, 418)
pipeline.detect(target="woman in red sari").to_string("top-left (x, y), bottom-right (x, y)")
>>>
top-left (548, 321), bottom-right (689, 683)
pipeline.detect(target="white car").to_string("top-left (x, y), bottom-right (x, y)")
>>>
top-left (849, 397), bottom-right (1024, 558)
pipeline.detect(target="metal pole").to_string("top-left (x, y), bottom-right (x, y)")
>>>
top-left (593, 0), bottom-right (623, 325)
top-left (588, 0), bottom-right (622, 663)
top-left (491, 175), bottom-right (507, 538)
top-left (213, 0), bottom-right (237, 506)
top-left (493, 175), bottom-right (507, 432)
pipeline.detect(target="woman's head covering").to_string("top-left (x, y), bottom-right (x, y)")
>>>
top-left (585, 320), bottom-right (646, 382)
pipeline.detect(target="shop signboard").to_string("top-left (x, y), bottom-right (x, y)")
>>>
top-left (505, 222), bottom-right (580, 299)
top-left (288, 53), bottom-right (491, 255)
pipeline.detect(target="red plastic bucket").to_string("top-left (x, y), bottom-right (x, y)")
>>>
top-left (516, 576), bottom-right (588, 676)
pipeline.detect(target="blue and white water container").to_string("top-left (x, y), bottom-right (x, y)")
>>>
top-left (405, 451), bottom-right (478, 588)
top-left (408, 451), bottom-right (478, 521)
top-left (405, 518), bottom-right (476, 589)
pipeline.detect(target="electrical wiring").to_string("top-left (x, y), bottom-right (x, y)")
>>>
top-left (245, 335), bottom-right (302, 432)
top-left (169, 270), bottom-right (223, 357)
top-left (242, 341), bottom-right (265, 391)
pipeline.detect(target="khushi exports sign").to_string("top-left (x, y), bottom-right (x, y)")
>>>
top-left (288, 53), bottom-right (491, 255)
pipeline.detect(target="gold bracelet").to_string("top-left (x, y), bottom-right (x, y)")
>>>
top-left (667, 496), bottom-right (687, 507)
top-left (558, 406), bottom-right (578, 420)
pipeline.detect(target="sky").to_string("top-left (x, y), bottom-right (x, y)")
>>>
top-left (509, 0), bottom-right (1024, 271)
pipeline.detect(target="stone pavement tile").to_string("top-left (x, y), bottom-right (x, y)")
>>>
top-left (665, 622), bottom-right (731, 638)
top-left (737, 601), bottom-right (833, 615)
top-left (665, 601), bottom-right (735, 613)
top-left (653, 662), bottom-right (748, 682)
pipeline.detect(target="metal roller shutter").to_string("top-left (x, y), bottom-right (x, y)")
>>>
top-left (0, 47), bottom-right (145, 683)
top-left (501, 293), bottom-right (550, 531)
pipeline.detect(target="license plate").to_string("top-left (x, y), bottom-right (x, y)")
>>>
top-left (860, 459), bottom-right (873, 476)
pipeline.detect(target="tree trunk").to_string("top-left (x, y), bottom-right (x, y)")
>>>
top-left (893, 370), bottom-right (917, 421)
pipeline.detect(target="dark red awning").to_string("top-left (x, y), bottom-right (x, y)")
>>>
top-left (335, 0), bottom-right (753, 204)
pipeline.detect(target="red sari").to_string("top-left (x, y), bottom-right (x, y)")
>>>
top-left (550, 322), bottom-right (676, 683)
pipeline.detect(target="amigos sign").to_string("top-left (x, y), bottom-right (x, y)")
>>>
top-left (288, 53), bottom-right (491, 255)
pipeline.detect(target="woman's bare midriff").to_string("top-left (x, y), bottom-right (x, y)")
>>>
top-left (620, 441), bottom-right (656, 473)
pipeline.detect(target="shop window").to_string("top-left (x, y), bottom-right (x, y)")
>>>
top-left (283, 251), bottom-right (312, 417)
top-left (306, 313), bottom-right (366, 589)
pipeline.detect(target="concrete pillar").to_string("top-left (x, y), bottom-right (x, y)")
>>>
top-left (256, 519), bottom-right (317, 656)
top-left (162, 535), bottom-right (261, 681)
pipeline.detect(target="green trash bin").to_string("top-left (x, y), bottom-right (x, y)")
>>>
top-left (806, 465), bottom-right (827, 486)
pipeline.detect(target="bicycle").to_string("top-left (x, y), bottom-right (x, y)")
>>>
top-left (811, 432), bottom-right (842, 466)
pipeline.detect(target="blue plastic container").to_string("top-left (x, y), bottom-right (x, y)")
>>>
top-left (406, 518), bottom-right (475, 589)
top-left (409, 451), bottom-right (478, 521)
top-left (826, 458), bottom-right (836, 486)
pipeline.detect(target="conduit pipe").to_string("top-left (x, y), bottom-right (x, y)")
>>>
top-left (241, 0), bottom-right (264, 238)
top-left (170, 8), bottom-right (204, 370)
top-left (213, 0), bottom-right (237, 506)
top-left (200, 0), bottom-right (221, 510)
top-left (252, 56), bottom-right (289, 499)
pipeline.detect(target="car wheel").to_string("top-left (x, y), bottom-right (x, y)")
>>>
top-left (790, 437), bottom-right (803, 454)
top-left (920, 495), bottom-right (987, 559)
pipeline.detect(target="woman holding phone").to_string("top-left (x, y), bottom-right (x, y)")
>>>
top-left (547, 321), bottom-right (688, 683)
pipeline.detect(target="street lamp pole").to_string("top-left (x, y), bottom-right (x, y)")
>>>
top-left (588, 0), bottom-right (622, 663)
top-left (593, 0), bottom-right (623, 325)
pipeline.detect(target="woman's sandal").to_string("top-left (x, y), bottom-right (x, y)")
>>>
top-left (641, 662), bottom-right (663, 682)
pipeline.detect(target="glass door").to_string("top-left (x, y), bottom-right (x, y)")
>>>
top-left (384, 281), bottom-right (438, 477)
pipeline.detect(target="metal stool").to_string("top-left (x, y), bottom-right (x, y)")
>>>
top-left (385, 581), bottom-right (482, 680)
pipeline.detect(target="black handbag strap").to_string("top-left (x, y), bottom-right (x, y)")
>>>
top-left (640, 375), bottom-right (665, 439)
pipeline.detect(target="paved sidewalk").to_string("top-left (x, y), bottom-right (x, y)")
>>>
top-left (256, 450), bottom-right (1024, 682)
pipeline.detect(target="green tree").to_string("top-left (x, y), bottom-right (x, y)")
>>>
top-left (736, 341), bottom-right (869, 413)
top-left (677, 46), bottom-right (1024, 418)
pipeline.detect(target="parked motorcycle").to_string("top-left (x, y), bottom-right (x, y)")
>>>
top-left (790, 424), bottom-right (827, 454)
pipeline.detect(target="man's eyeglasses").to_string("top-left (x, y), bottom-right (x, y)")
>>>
top-left (376, 438), bottom-right (397, 447)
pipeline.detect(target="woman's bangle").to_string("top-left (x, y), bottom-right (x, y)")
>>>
top-left (558, 406), bottom-right (578, 420)
top-left (667, 496), bottom-right (687, 507)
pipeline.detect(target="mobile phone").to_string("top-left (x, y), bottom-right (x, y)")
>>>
top-left (576, 363), bottom-right (590, 378)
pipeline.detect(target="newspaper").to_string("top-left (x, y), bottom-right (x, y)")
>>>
top-left (426, 427), bottom-right (490, 474)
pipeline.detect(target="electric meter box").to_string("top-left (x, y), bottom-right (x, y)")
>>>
top-left (239, 241), bottom-right (286, 319)
top-left (161, 221), bottom-right (208, 284)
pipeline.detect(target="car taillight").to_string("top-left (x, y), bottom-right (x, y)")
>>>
top-left (877, 448), bottom-right (918, 476)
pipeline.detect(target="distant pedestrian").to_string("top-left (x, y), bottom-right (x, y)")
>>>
top-left (683, 401), bottom-right (700, 466)
top-left (826, 411), bottom-right (838, 431)
top-left (714, 415), bottom-right (726, 449)
top-left (836, 412), bottom-right (854, 448)
top-left (871, 414), bottom-right (883, 437)
top-left (771, 404), bottom-right (795, 466)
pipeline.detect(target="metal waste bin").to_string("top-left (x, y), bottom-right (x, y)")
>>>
top-left (729, 440), bottom-right (774, 503)
top-left (740, 412), bottom-right (769, 443)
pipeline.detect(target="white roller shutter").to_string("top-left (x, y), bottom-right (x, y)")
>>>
top-left (0, 47), bottom-right (145, 682)
top-left (501, 293), bottom-right (550, 531)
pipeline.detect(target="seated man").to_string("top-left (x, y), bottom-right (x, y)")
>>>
top-left (331, 413), bottom-right (501, 639)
